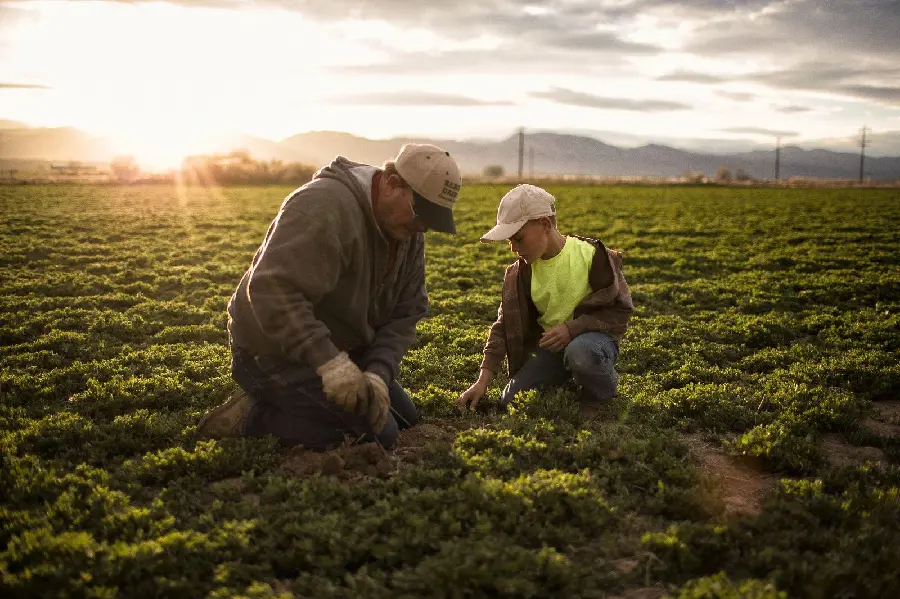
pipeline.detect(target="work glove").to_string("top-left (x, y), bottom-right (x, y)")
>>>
top-left (315, 352), bottom-right (367, 413)
top-left (363, 372), bottom-right (391, 433)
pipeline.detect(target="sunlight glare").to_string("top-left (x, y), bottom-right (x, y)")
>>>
top-left (110, 125), bottom-right (219, 171)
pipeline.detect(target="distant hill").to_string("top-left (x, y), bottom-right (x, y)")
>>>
top-left (0, 126), bottom-right (114, 163)
top-left (2, 124), bottom-right (898, 182)
top-left (0, 119), bottom-right (29, 130)
top-left (280, 130), bottom-right (900, 182)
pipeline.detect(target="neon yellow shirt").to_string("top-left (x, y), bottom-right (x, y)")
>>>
top-left (531, 236), bottom-right (596, 330)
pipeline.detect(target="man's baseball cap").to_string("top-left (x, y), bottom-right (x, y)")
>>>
top-left (480, 184), bottom-right (556, 242)
top-left (395, 143), bottom-right (462, 234)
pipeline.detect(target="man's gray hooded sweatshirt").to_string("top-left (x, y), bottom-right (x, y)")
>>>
top-left (226, 156), bottom-right (428, 385)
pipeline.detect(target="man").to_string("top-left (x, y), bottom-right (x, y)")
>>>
top-left (197, 143), bottom-right (462, 450)
top-left (457, 184), bottom-right (632, 418)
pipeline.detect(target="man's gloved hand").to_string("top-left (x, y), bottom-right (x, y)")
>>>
top-left (363, 372), bottom-right (390, 433)
top-left (315, 352), bottom-right (367, 413)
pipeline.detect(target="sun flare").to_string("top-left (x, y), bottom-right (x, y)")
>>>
top-left (110, 126), bottom-right (220, 171)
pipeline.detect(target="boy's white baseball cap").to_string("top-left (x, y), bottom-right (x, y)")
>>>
top-left (395, 143), bottom-right (461, 234)
top-left (481, 184), bottom-right (556, 242)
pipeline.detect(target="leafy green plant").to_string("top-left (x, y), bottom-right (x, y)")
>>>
top-left (1, 184), bottom-right (898, 597)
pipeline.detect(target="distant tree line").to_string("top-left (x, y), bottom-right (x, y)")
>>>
top-left (180, 150), bottom-right (316, 185)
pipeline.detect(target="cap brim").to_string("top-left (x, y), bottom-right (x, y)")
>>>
top-left (480, 220), bottom-right (528, 242)
top-left (413, 192), bottom-right (456, 234)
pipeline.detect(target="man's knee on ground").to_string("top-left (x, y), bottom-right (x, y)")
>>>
top-left (388, 381), bottom-right (419, 429)
top-left (374, 416), bottom-right (400, 448)
top-left (401, 408), bottom-right (420, 428)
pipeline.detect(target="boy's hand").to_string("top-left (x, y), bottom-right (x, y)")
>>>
top-left (539, 324), bottom-right (572, 352)
top-left (458, 381), bottom-right (488, 411)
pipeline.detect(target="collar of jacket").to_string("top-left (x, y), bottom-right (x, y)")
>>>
top-left (517, 235), bottom-right (612, 292)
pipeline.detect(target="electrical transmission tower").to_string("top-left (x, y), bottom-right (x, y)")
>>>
top-left (859, 125), bottom-right (869, 184)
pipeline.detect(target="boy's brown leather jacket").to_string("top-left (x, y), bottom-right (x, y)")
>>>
top-left (480, 236), bottom-right (633, 376)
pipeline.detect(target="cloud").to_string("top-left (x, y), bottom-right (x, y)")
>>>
top-left (0, 82), bottom-right (50, 89)
top-left (0, 4), bottom-right (39, 24)
top-left (543, 30), bottom-right (658, 53)
top-left (677, 1), bottom-right (900, 106)
top-left (58, 0), bottom-right (657, 48)
top-left (747, 63), bottom-right (900, 89)
top-left (718, 91), bottom-right (757, 102)
top-left (60, 0), bottom-right (663, 69)
top-left (332, 92), bottom-right (512, 107)
top-left (684, 0), bottom-right (900, 57)
top-left (333, 47), bottom-right (577, 77)
top-left (12, 0), bottom-right (900, 140)
top-left (658, 71), bottom-right (727, 84)
top-left (838, 84), bottom-right (900, 104)
top-left (659, 60), bottom-right (900, 107)
top-left (745, 63), bottom-right (900, 106)
top-left (34, 0), bottom-right (900, 62)
top-left (650, 2), bottom-right (900, 107)
top-left (721, 127), bottom-right (798, 137)
top-left (776, 105), bottom-right (812, 113)
top-left (531, 88), bottom-right (691, 111)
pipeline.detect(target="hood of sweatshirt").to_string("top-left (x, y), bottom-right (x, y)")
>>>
top-left (313, 156), bottom-right (383, 236)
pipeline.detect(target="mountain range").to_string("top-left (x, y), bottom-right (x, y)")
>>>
top-left (2, 121), bottom-right (899, 182)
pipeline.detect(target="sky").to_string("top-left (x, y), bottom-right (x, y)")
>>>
top-left (1, 0), bottom-right (899, 167)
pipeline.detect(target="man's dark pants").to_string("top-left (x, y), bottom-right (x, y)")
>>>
top-left (231, 347), bottom-right (418, 450)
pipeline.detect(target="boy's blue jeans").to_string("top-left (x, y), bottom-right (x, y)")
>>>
top-left (499, 332), bottom-right (619, 408)
top-left (231, 347), bottom-right (418, 450)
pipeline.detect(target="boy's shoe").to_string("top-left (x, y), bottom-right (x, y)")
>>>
top-left (579, 398), bottom-right (604, 420)
top-left (578, 388), bottom-right (615, 420)
top-left (196, 388), bottom-right (253, 439)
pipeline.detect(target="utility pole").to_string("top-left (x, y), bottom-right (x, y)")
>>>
top-left (859, 125), bottom-right (869, 184)
top-left (517, 127), bottom-right (525, 181)
top-left (529, 147), bottom-right (534, 179)
top-left (774, 136), bottom-right (781, 182)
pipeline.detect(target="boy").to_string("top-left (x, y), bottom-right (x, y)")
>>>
top-left (457, 184), bottom-right (633, 417)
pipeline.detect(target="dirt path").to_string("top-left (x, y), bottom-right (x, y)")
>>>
top-left (821, 434), bottom-right (886, 466)
top-left (865, 399), bottom-right (900, 438)
top-left (821, 399), bottom-right (899, 467)
top-left (681, 434), bottom-right (777, 517)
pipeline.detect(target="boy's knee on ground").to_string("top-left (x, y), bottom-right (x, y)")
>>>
top-left (564, 339), bottom-right (612, 376)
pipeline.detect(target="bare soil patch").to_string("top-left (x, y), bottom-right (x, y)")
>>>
top-left (681, 434), bottom-right (776, 517)
top-left (865, 399), bottom-right (900, 439)
top-left (279, 420), bottom-right (462, 481)
top-left (822, 434), bottom-right (886, 467)
top-left (609, 585), bottom-right (668, 599)
top-left (820, 400), bottom-right (898, 467)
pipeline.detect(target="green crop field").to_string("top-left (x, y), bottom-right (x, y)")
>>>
top-left (2, 183), bottom-right (899, 598)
